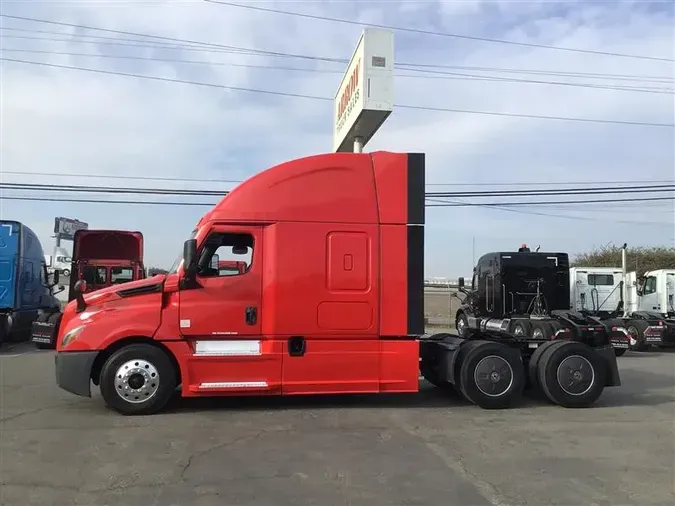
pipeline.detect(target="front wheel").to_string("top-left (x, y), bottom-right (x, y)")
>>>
top-left (455, 313), bottom-right (470, 337)
top-left (62, 269), bottom-right (70, 277)
top-left (99, 344), bottom-right (176, 416)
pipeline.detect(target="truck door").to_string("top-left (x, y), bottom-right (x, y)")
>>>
top-left (640, 275), bottom-right (660, 312)
top-left (0, 222), bottom-right (19, 310)
top-left (178, 225), bottom-right (263, 338)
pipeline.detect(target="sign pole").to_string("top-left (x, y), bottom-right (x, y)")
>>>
top-left (353, 137), bottom-right (364, 153)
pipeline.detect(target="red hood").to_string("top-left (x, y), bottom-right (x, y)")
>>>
top-left (83, 274), bottom-right (164, 304)
top-left (73, 229), bottom-right (144, 262)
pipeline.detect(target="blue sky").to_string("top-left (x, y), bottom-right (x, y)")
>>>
top-left (1, 0), bottom-right (673, 277)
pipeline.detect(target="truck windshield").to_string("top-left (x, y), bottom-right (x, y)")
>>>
top-left (168, 229), bottom-right (197, 274)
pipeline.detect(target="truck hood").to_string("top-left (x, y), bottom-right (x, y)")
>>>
top-left (73, 230), bottom-right (144, 262)
top-left (83, 274), bottom-right (164, 305)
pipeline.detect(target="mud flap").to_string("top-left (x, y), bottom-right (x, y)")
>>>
top-left (31, 312), bottom-right (62, 349)
top-left (594, 344), bottom-right (621, 387)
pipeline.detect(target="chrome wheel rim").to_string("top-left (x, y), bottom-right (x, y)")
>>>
top-left (114, 359), bottom-right (160, 403)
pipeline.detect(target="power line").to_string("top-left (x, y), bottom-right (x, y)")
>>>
top-left (3, 171), bottom-right (672, 188)
top-left (0, 170), bottom-right (243, 184)
top-left (3, 47), bottom-right (671, 95)
top-left (428, 185), bottom-right (675, 197)
top-left (3, 183), bottom-right (673, 207)
top-left (3, 195), bottom-right (672, 228)
top-left (205, 0), bottom-right (675, 63)
top-left (1, 195), bottom-right (214, 206)
top-left (426, 196), bottom-right (675, 206)
top-left (3, 56), bottom-right (673, 128)
top-left (5, 182), bottom-right (673, 198)
top-left (1, 182), bottom-right (230, 196)
top-left (0, 56), bottom-right (330, 100)
top-left (2, 19), bottom-right (673, 83)
top-left (424, 197), bottom-right (673, 226)
top-left (0, 14), bottom-right (346, 63)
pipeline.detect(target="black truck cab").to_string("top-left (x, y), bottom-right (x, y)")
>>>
top-left (464, 250), bottom-right (570, 320)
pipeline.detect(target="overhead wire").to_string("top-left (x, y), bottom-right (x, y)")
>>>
top-left (2, 171), bottom-right (673, 188)
top-left (3, 182), bottom-right (674, 198)
top-left (423, 197), bottom-right (673, 226)
top-left (2, 182), bottom-right (674, 207)
top-left (2, 46), bottom-right (671, 95)
top-left (2, 56), bottom-right (673, 128)
top-left (204, 0), bottom-right (675, 63)
top-left (1, 20), bottom-right (673, 84)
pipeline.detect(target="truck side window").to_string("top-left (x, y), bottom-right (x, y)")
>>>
top-left (643, 276), bottom-right (657, 295)
top-left (111, 267), bottom-right (133, 284)
top-left (84, 266), bottom-right (107, 285)
top-left (198, 232), bottom-right (253, 277)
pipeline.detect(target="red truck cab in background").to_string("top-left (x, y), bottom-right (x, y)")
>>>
top-left (52, 152), bottom-right (620, 415)
top-left (68, 230), bottom-right (146, 300)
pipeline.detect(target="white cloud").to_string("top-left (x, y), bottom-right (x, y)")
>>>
top-left (0, 0), bottom-right (673, 277)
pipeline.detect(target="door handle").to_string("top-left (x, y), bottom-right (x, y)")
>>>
top-left (288, 336), bottom-right (305, 357)
top-left (245, 306), bottom-right (257, 325)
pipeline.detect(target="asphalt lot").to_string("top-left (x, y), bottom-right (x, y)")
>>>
top-left (1, 342), bottom-right (674, 506)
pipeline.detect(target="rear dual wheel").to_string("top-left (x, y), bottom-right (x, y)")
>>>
top-left (457, 341), bottom-right (525, 409)
top-left (535, 341), bottom-right (606, 408)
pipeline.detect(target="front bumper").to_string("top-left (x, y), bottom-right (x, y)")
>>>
top-left (55, 351), bottom-right (98, 397)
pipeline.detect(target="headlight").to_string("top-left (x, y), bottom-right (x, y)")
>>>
top-left (62, 325), bottom-right (85, 346)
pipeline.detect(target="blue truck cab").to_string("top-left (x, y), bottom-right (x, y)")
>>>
top-left (0, 220), bottom-right (62, 345)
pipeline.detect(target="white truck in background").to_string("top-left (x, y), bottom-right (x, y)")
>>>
top-left (569, 246), bottom-right (674, 353)
top-left (44, 248), bottom-right (72, 277)
top-left (626, 269), bottom-right (675, 318)
top-left (570, 266), bottom-right (624, 314)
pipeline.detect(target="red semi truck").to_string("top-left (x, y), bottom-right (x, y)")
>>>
top-left (32, 229), bottom-right (146, 350)
top-left (68, 229), bottom-right (146, 299)
top-left (52, 152), bottom-right (621, 415)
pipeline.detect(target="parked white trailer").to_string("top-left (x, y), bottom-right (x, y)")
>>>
top-left (626, 269), bottom-right (675, 318)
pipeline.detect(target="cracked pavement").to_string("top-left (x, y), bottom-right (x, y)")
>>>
top-left (1, 342), bottom-right (674, 506)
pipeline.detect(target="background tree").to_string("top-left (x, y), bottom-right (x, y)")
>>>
top-left (571, 244), bottom-right (675, 274)
top-left (147, 267), bottom-right (169, 276)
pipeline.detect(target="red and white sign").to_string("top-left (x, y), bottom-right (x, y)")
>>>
top-left (332, 28), bottom-right (394, 153)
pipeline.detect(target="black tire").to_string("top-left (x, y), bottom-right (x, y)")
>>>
top-left (537, 341), bottom-right (606, 408)
top-left (99, 343), bottom-right (176, 416)
top-left (455, 312), bottom-right (470, 337)
top-left (458, 341), bottom-right (525, 409)
top-left (614, 347), bottom-right (627, 357)
top-left (420, 363), bottom-right (456, 394)
top-left (63, 269), bottom-right (70, 277)
top-left (527, 340), bottom-right (567, 390)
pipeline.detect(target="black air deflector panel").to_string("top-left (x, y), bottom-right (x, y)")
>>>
top-left (407, 153), bottom-right (425, 335)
